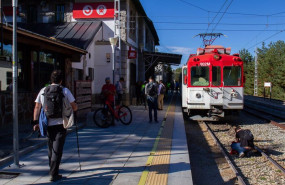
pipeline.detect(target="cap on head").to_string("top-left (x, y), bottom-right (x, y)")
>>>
top-left (105, 77), bottom-right (110, 81)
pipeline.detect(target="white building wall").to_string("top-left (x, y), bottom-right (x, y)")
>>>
top-left (72, 20), bottom-right (115, 94)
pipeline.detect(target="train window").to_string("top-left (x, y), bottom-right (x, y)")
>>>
top-left (183, 68), bottom-right (187, 85)
top-left (191, 67), bottom-right (209, 86)
top-left (223, 66), bottom-right (241, 86)
top-left (212, 66), bottom-right (221, 86)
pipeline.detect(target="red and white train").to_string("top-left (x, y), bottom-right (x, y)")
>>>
top-left (181, 45), bottom-right (244, 121)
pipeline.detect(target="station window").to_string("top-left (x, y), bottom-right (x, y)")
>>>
top-left (212, 66), bottom-right (221, 86)
top-left (55, 4), bottom-right (65, 23)
top-left (191, 66), bottom-right (209, 86)
top-left (223, 66), bottom-right (241, 86)
top-left (183, 68), bottom-right (187, 85)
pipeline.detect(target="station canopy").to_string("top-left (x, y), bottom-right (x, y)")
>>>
top-left (144, 51), bottom-right (182, 73)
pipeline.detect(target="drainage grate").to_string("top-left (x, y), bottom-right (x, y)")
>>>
top-left (0, 172), bottom-right (20, 179)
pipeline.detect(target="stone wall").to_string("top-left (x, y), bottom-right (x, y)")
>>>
top-left (0, 92), bottom-right (36, 127)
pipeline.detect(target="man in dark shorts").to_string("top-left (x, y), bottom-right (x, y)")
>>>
top-left (231, 126), bottom-right (254, 157)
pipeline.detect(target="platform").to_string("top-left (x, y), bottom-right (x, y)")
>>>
top-left (0, 95), bottom-right (193, 185)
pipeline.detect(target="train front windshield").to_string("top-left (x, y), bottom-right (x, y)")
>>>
top-left (191, 67), bottom-right (210, 86)
top-left (223, 66), bottom-right (242, 86)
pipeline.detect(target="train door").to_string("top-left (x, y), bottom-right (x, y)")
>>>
top-left (222, 66), bottom-right (244, 109)
top-left (181, 65), bottom-right (188, 109)
top-left (210, 66), bottom-right (223, 105)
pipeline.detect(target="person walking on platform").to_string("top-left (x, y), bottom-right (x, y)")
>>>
top-left (32, 70), bottom-right (78, 182)
top-left (231, 126), bottom-right (255, 158)
top-left (145, 76), bottom-right (158, 123)
top-left (157, 80), bottom-right (166, 110)
top-left (116, 77), bottom-right (124, 105)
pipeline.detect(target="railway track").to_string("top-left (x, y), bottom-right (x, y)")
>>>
top-left (185, 108), bottom-right (285, 185)
top-left (206, 110), bottom-right (285, 185)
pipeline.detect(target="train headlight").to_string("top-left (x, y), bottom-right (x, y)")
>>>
top-left (196, 93), bottom-right (201, 99)
top-left (230, 90), bottom-right (238, 98)
top-left (213, 54), bottom-right (220, 60)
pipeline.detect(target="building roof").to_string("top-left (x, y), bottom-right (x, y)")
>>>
top-left (1, 23), bottom-right (87, 55)
top-left (18, 21), bottom-right (102, 50)
top-left (132, 0), bottom-right (159, 45)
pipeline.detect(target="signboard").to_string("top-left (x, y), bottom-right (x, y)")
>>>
top-left (128, 50), bottom-right (137, 59)
top-left (73, 2), bottom-right (114, 19)
top-left (264, 82), bottom-right (271, 87)
top-left (3, 7), bottom-right (19, 16)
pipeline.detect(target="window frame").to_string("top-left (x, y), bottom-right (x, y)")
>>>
top-left (190, 66), bottom-right (210, 87)
top-left (223, 66), bottom-right (242, 87)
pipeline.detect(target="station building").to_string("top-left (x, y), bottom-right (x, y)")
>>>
top-left (0, 0), bottom-right (182, 126)
top-left (1, 0), bottom-right (164, 105)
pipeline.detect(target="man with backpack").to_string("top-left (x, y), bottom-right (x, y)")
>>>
top-left (33, 70), bottom-right (78, 182)
top-left (145, 76), bottom-right (158, 123)
top-left (157, 80), bottom-right (165, 110)
top-left (231, 126), bottom-right (254, 158)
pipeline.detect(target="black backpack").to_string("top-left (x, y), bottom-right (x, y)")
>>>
top-left (44, 85), bottom-right (64, 118)
top-left (243, 129), bottom-right (254, 141)
top-left (148, 83), bottom-right (157, 96)
top-left (160, 85), bottom-right (166, 94)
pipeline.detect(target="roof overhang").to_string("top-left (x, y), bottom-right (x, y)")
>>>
top-left (144, 51), bottom-right (182, 73)
top-left (1, 23), bottom-right (87, 61)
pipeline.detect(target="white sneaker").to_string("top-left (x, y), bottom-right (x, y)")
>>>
top-left (239, 152), bottom-right (245, 158)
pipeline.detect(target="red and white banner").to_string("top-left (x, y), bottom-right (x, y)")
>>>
top-left (128, 47), bottom-right (137, 59)
top-left (73, 2), bottom-right (114, 19)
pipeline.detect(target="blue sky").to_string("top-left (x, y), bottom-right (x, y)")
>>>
top-left (140, 0), bottom-right (285, 66)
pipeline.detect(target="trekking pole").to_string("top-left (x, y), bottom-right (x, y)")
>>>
top-left (74, 112), bottom-right (82, 171)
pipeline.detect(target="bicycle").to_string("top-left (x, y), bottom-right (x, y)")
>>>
top-left (93, 101), bottom-right (132, 128)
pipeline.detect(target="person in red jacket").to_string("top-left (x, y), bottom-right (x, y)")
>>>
top-left (101, 77), bottom-right (116, 125)
top-left (102, 77), bottom-right (116, 104)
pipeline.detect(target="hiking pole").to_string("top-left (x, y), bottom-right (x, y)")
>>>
top-left (74, 112), bottom-right (82, 171)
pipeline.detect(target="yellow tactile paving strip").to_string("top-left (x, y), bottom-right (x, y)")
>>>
top-left (138, 95), bottom-right (177, 185)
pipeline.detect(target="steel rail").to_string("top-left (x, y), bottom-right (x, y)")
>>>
top-left (203, 122), bottom-right (247, 185)
top-left (243, 108), bottom-right (285, 130)
top-left (254, 146), bottom-right (285, 177)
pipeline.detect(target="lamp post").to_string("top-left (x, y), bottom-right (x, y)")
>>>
top-left (109, 37), bottom-right (118, 111)
top-left (12, 0), bottom-right (19, 167)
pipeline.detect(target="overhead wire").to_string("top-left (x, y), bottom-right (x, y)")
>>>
top-left (211, 0), bottom-right (234, 33)
top-left (153, 21), bottom-right (285, 26)
top-left (176, 0), bottom-right (285, 17)
top-left (205, 0), bottom-right (229, 33)
top-left (247, 30), bottom-right (285, 50)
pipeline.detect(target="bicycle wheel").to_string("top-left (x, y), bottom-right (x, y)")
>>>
top-left (93, 108), bottom-right (113, 128)
top-left (118, 105), bottom-right (132, 125)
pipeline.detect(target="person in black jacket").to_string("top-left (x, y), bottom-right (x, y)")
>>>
top-left (145, 76), bottom-right (158, 123)
top-left (231, 126), bottom-right (254, 157)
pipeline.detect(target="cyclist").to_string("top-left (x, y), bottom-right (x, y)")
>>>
top-left (101, 77), bottom-right (116, 126)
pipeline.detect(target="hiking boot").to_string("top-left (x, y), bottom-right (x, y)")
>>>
top-left (50, 174), bottom-right (62, 182)
top-left (239, 152), bottom-right (245, 158)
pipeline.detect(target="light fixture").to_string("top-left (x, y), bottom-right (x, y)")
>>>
top-left (109, 37), bottom-right (118, 46)
top-left (106, 53), bottom-right (111, 63)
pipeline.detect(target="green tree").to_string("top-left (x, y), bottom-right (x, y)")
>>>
top-left (256, 40), bottom-right (285, 100)
top-left (174, 67), bottom-right (182, 82)
top-left (239, 49), bottom-right (254, 95)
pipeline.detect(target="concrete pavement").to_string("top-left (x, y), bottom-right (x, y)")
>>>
top-left (0, 97), bottom-right (193, 185)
